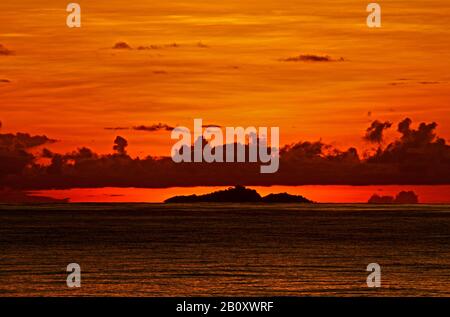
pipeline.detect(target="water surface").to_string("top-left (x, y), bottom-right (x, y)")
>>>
top-left (0, 203), bottom-right (449, 296)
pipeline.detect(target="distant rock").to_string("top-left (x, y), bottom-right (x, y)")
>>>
top-left (394, 191), bottom-right (419, 204)
top-left (165, 185), bottom-right (313, 204)
top-left (368, 194), bottom-right (395, 204)
top-left (368, 191), bottom-right (419, 204)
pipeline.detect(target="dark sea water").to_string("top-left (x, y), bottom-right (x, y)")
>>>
top-left (0, 203), bottom-right (449, 297)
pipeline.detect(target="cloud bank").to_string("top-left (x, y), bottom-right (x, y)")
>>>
top-left (0, 118), bottom-right (449, 189)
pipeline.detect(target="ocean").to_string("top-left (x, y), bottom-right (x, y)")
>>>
top-left (0, 203), bottom-right (449, 296)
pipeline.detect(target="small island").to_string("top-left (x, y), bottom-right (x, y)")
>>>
top-left (368, 191), bottom-right (419, 204)
top-left (164, 185), bottom-right (313, 203)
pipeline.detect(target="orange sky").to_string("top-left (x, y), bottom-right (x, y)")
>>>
top-left (1, 0), bottom-right (450, 157)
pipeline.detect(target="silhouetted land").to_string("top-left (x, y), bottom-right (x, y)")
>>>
top-left (368, 191), bottom-right (419, 204)
top-left (164, 185), bottom-right (313, 203)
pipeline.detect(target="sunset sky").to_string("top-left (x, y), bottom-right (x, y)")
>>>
top-left (1, 0), bottom-right (449, 157)
top-left (1, 1), bottom-right (450, 202)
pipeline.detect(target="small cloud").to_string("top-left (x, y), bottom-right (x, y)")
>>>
top-left (112, 42), bottom-right (132, 50)
top-left (137, 45), bottom-right (161, 50)
top-left (165, 43), bottom-right (180, 48)
top-left (133, 123), bottom-right (174, 132)
top-left (0, 44), bottom-right (13, 56)
top-left (388, 82), bottom-right (408, 86)
top-left (197, 42), bottom-right (209, 48)
top-left (364, 120), bottom-right (392, 144)
top-left (418, 81), bottom-right (440, 85)
top-left (202, 124), bottom-right (222, 129)
top-left (113, 136), bottom-right (128, 155)
top-left (280, 54), bottom-right (344, 63)
top-left (104, 127), bottom-right (130, 131)
top-left (0, 79), bottom-right (11, 83)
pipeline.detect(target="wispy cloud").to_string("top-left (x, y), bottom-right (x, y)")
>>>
top-left (133, 123), bottom-right (174, 132)
top-left (0, 44), bottom-right (13, 56)
top-left (280, 54), bottom-right (344, 62)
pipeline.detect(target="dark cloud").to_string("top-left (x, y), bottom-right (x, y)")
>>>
top-left (280, 54), bottom-right (344, 62)
top-left (365, 118), bottom-right (450, 183)
top-left (0, 44), bottom-right (13, 56)
top-left (137, 45), bottom-right (161, 50)
top-left (104, 127), bottom-right (129, 131)
top-left (364, 120), bottom-right (392, 143)
top-left (165, 43), bottom-right (180, 48)
top-left (0, 132), bottom-right (56, 149)
top-left (115, 42), bottom-right (208, 51)
top-left (113, 136), bottom-right (128, 155)
top-left (133, 123), bottom-right (174, 132)
top-left (104, 123), bottom-right (175, 132)
top-left (112, 42), bottom-right (132, 49)
top-left (0, 132), bottom-right (55, 179)
top-left (389, 80), bottom-right (442, 86)
top-left (0, 118), bottom-right (449, 190)
top-left (153, 70), bottom-right (167, 74)
top-left (202, 124), bottom-right (222, 128)
top-left (0, 79), bottom-right (11, 83)
top-left (418, 81), bottom-right (440, 85)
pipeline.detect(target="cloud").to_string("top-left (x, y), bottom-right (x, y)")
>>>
top-left (114, 42), bottom-right (208, 51)
top-left (104, 123), bottom-right (175, 132)
top-left (133, 123), bottom-right (174, 132)
top-left (0, 44), bottom-right (13, 56)
top-left (418, 81), bottom-right (440, 85)
top-left (364, 120), bottom-right (392, 143)
top-left (197, 42), bottom-right (209, 48)
top-left (165, 43), bottom-right (180, 48)
top-left (0, 132), bottom-right (55, 179)
top-left (202, 124), bottom-right (222, 129)
top-left (280, 54), bottom-right (344, 62)
top-left (0, 118), bottom-right (449, 191)
top-left (389, 80), bottom-right (442, 86)
top-left (137, 45), bottom-right (161, 50)
top-left (113, 136), bottom-right (128, 155)
top-left (104, 127), bottom-right (129, 131)
top-left (112, 42), bottom-right (132, 49)
top-left (0, 132), bottom-right (56, 149)
top-left (0, 79), bottom-right (11, 83)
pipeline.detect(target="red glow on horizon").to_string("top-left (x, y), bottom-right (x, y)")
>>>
top-left (31, 185), bottom-right (450, 204)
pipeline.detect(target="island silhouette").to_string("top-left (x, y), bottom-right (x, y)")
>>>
top-left (164, 185), bottom-right (313, 203)
top-left (368, 191), bottom-right (419, 204)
